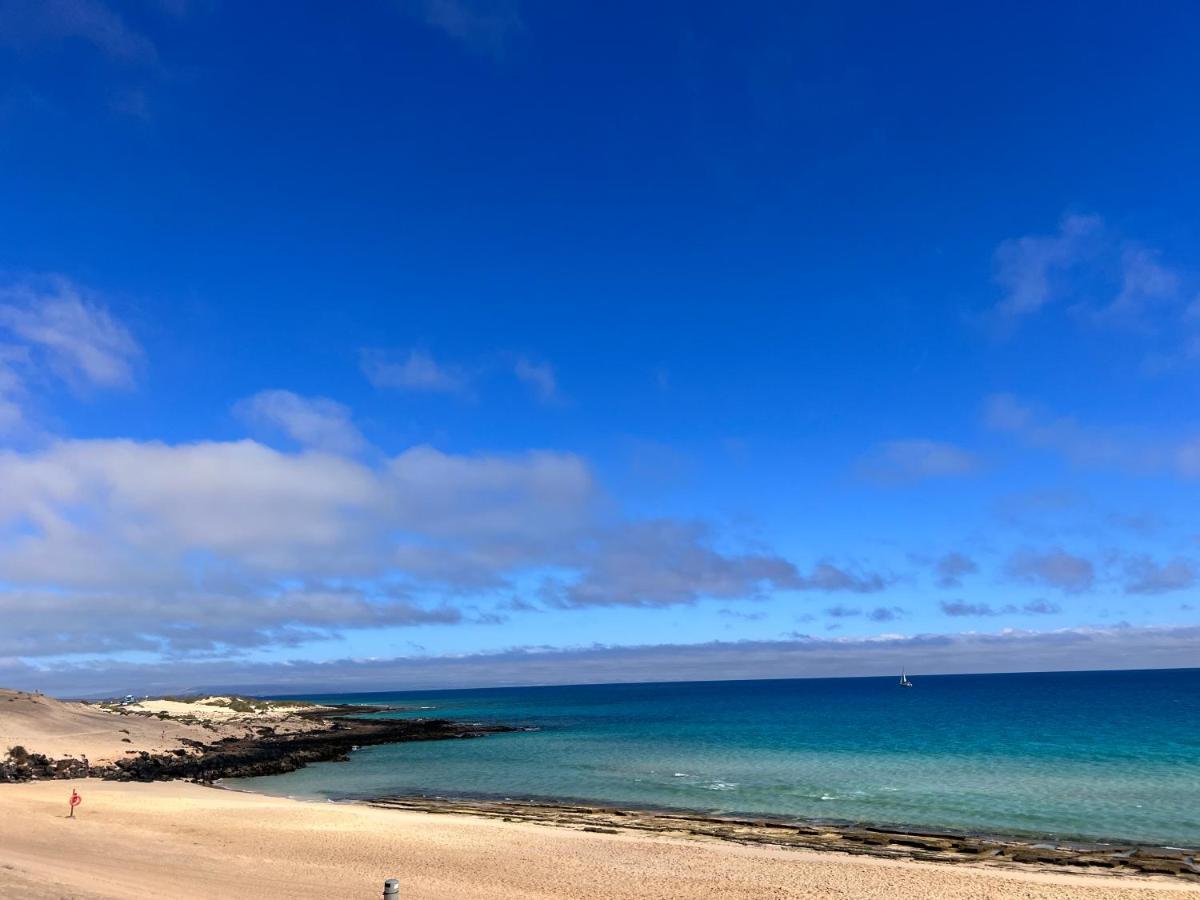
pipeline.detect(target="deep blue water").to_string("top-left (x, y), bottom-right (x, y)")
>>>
top-left (230, 669), bottom-right (1200, 846)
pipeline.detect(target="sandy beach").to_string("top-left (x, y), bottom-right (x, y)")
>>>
top-left (0, 779), bottom-right (1193, 900)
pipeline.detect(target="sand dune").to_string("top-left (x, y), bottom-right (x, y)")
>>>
top-left (0, 780), bottom-right (1193, 900)
top-left (123, 697), bottom-right (316, 721)
top-left (0, 690), bottom-right (215, 766)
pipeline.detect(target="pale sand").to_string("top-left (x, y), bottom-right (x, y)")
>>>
top-left (0, 690), bottom-right (215, 765)
top-left (0, 780), bottom-right (1193, 900)
top-left (124, 698), bottom-right (325, 722)
top-left (0, 690), bottom-right (331, 766)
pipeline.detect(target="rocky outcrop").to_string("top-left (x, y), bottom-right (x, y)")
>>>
top-left (2, 715), bottom-right (518, 784)
top-left (100, 717), bottom-right (518, 782)
top-left (1, 748), bottom-right (92, 782)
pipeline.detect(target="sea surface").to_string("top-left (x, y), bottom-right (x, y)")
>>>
top-left (229, 669), bottom-right (1200, 846)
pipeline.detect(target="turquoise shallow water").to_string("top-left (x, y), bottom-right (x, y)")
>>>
top-left (229, 669), bottom-right (1200, 846)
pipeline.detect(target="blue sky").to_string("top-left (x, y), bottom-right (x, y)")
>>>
top-left (1, 1), bottom-right (1198, 694)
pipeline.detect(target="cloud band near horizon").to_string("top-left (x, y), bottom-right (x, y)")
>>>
top-left (5, 624), bottom-right (1197, 698)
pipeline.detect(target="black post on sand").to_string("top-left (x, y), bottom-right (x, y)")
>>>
top-left (382, 878), bottom-right (399, 898)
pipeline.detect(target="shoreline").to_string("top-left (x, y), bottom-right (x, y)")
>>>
top-left (331, 785), bottom-right (1193, 853)
top-left (2, 779), bottom-right (1195, 899)
top-left (213, 770), bottom-right (1200, 883)
top-left (6, 690), bottom-right (1197, 890)
top-left (345, 793), bottom-right (1200, 882)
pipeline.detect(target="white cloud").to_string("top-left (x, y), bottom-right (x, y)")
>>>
top-left (0, 439), bottom-right (383, 586)
top-left (0, 275), bottom-right (141, 390)
top-left (360, 348), bottom-right (469, 395)
top-left (0, 439), bottom-right (603, 590)
top-left (387, 444), bottom-right (594, 544)
top-left (235, 390), bottom-right (366, 455)
top-left (0, 436), bottom-right (860, 652)
top-left (0, 430), bottom-right (898, 653)
top-left (0, 437), bottom-right (595, 654)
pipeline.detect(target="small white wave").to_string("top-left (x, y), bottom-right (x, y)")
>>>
top-left (673, 772), bottom-right (690, 777)
top-left (819, 794), bottom-right (838, 801)
top-left (702, 781), bottom-right (739, 791)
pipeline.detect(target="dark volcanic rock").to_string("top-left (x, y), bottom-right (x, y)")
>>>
top-left (362, 795), bottom-right (1200, 884)
top-left (97, 718), bottom-right (516, 782)
top-left (1, 752), bottom-right (90, 783)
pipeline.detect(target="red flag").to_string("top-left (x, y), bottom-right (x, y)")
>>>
top-left (69, 790), bottom-right (81, 808)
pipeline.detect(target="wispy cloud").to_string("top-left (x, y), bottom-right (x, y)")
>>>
top-left (0, 587), bottom-right (462, 657)
top-left (360, 348), bottom-right (470, 395)
top-left (234, 390), bottom-right (367, 456)
top-left (991, 215), bottom-right (1200, 368)
top-left (825, 604), bottom-right (905, 621)
top-left (513, 356), bottom-right (558, 403)
top-left (0, 0), bottom-right (158, 64)
top-left (1006, 548), bottom-right (1094, 593)
top-left (0, 345), bottom-right (29, 433)
top-left (993, 213), bottom-right (1101, 317)
top-left (396, 0), bottom-right (524, 57)
top-left (932, 552), bottom-right (978, 589)
top-left (0, 275), bottom-right (140, 432)
top-left (1100, 246), bottom-right (1180, 322)
top-left (794, 562), bottom-right (889, 593)
top-left (0, 275), bottom-right (140, 390)
top-left (717, 608), bottom-right (766, 621)
top-left (12, 625), bottom-right (1200, 697)
top-left (1122, 555), bottom-right (1196, 595)
top-left (857, 439), bottom-right (979, 484)
top-left (940, 599), bottom-right (1061, 617)
top-left (985, 392), bottom-right (1200, 478)
top-left (541, 521), bottom-right (887, 609)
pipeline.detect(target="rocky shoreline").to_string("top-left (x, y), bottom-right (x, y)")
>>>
top-left (5, 692), bottom-right (1195, 885)
top-left (363, 795), bottom-right (1200, 883)
top-left (1, 709), bottom-right (518, 784)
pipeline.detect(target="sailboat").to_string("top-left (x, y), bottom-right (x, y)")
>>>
top-left (899, 669), bottom-right (913, 688)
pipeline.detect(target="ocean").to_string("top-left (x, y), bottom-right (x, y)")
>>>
top-left (229, 668), bottom-right (1200, 847)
